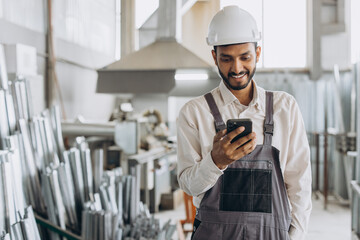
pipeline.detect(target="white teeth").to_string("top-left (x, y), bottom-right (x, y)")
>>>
top-left (232, 73), bottom-right (246, 78)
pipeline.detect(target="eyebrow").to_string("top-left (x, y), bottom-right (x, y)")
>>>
top-left (220, 51), bottom-right (251, 58)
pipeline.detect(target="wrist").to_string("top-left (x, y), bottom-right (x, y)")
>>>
top-left (211, 151), bottom-right (227, 170)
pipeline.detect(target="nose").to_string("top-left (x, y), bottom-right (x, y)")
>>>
top-left (231, 58), bottom-right (244, 74)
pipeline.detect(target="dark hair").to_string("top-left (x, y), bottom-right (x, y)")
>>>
top-left (213, 42), bottom-right (258, 54)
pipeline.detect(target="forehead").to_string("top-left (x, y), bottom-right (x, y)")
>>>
top-left (216, 43), bottom-right (255, 55)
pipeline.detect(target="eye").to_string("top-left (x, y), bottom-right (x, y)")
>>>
top-left (221, 58), bottom-right (231, 62)
top-left (241, 55), bottom-right (251, 61)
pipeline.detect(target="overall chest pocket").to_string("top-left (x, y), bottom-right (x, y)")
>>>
top-left (220, 160), bottom-right (272, 213)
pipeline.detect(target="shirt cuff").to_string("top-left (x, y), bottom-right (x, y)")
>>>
top-left (198, 152), bottom-right (226, 180)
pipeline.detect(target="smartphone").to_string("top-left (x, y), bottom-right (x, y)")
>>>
top-left (226, 119), bottom-right (252, 143)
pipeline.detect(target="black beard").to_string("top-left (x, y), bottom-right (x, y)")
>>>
top-left (218, 67), bottom-right (257, 90)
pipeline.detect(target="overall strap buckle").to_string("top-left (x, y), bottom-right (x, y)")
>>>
top-left (264, 124), bottom-right (274, 135)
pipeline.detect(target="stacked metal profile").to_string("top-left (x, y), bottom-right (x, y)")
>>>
top-left (1, 47), bottom-right (176, 239)
top-left (0, 45), bottom-right (42, 239)
top-left (81, 168), bottom-right (176, 240)
top-left (0, 150), bottom-right (41, 240)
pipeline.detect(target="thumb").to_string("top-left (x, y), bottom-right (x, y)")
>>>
top-left (213, 129), bottom-right (227, 142)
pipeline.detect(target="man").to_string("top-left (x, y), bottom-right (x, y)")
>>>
top-left (177, 6), bottom-right (312, 240)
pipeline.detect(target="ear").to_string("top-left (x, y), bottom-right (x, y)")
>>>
top-left (211, 50), bottom-right (218, 66)
top-left (255, 46), bottom-right (262, 63)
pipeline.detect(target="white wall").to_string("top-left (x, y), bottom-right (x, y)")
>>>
top-left (0, 0), bottom-right (117, 121)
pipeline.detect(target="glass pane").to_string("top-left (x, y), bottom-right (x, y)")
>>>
top-left (263, 0), bottom-right (306, 68)
top-left (221, 0), bottom-right (263, 67)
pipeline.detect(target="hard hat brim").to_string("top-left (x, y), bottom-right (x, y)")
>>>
top-left (207, 35), bottom-right (261, 47)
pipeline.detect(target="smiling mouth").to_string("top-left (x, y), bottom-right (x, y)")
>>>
top-left (230, 72), bottom-right (247, 79)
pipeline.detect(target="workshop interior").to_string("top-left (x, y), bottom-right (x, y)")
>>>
top-left (0, 0), bottom-right (360, 239)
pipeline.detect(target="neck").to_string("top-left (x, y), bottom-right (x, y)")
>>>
top-left (229, 80), bottom-right (254, 106)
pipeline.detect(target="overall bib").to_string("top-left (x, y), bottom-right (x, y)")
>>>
top-left (192, 92), bottom-right (292, 240)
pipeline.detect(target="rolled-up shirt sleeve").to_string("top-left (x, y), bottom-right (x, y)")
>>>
top-left (176, 102), bottom-right (224, 198)
top-left (285, 97), bottom-right (312, 240)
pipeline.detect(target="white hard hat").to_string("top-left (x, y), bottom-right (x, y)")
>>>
top-left (207, 5), bottom-right (261, 46)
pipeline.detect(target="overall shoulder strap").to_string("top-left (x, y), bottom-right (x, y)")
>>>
top-left (264, 91), bottom-right (274, 145)
top-left (204, 92), bottom-right (226, 132)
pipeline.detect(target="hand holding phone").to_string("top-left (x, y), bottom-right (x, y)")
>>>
top-left (226, 119), bottom-right (252, 143)
top-left (211, 118), bottom-right (256, 170)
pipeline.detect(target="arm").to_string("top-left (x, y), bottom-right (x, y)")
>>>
top-left (285, 98), bottom-right (312, 240)
top-left (176, 103), bottom-right (256, 197)
top-left (176, 105), bottom-right (224, 197)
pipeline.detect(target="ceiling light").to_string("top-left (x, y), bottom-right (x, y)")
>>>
top-left (175, 73), bottom-right (209, 81)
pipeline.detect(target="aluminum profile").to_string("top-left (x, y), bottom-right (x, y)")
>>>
top-left (10, 133), bottom-right (31, 205)
top-left (4, 138), bottom-right (26, 218)
top-left (18, 80), bottom-right (30, 121)
top-left (68, 148), bottom-right (85, 223)
top-left (0, 152), bottom-right (17, 232)
top-left (10, 222), bottom-right (24, 240)
top-left (18, 119), bottom-right (45, 213)
top-left (41, 170), bottom-right (61, 240)
top-left (24, 206), bottom-right (41, 240)
top-left (41, 110), bottom-right (60, 166)
top-left (57, 161), bottom-right (78, 228)
top-left (51, 169), bottom-right (66, 229)
top-left (4, 91), bottom-right (16, 135)
top-left (19, 218), bottom-right (35, 240)
top-left (0, 90), bottom-right (10, 149)
top-left (11, 80), bottom-right (28, 121)
top-left (50, 106), bottom-right (65, 160)
top-left (0, 233), bottom-right (10, 240)
top-left (0, 45), bottom-right (8, 91)
top-left (23, 79), bottom-right (33, 120)
top-left (93, 149), bottom-right (104, 194)
top-left (36, 117), bottom-right (51, 168)
top-left (0, 152), bottom-right (7, 233)
top-left (81, 148), bottom-right (93, 202)
top-left (29, 118), bottom-right (45, 172)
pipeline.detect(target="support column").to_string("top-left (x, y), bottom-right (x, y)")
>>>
top-left (121, 0), bottom-right (136, 57)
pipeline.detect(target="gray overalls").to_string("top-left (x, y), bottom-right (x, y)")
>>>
top-left (191, 91), bottom-right (292, 240)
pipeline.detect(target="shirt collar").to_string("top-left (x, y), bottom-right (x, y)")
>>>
top-left (218, 80), bottom-right (265, 112)
top-left (219, 80), bottom-right (237, 105)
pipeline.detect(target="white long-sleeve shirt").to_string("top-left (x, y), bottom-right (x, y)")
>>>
top-left (177, 80), bottom-right (312, 240)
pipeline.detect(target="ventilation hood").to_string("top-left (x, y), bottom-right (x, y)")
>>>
top-left (96, 0), bottom-right (214, 94)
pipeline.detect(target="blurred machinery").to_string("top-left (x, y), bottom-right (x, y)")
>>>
top-left (61, 105), bottom-right (177, 214)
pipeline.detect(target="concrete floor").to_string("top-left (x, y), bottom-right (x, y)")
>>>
top-left (154, 195), bottom-right (352, 239)
top-left (308, 196), bottom-right (351, 240)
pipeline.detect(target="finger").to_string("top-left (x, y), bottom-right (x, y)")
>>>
top-left (213, 129), bottom-right (227, 142)
top-left (228, 132), bottom-right (256, 151)
top-left (242, 136), bottom-right (257, 152)
top-left (223, 127), bottom-right (245, 145)
top-left (233, 137), bottom-right (257, 158)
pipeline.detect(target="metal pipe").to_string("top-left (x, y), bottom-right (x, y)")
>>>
top-left (61, 122), bottom-right (116, 137)
top-left (324, 133), bottom-right (328, 210)
top-left (315, 132), bottom-right (320, 195)
top-left (35, 214), bottom-right (82, 240)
